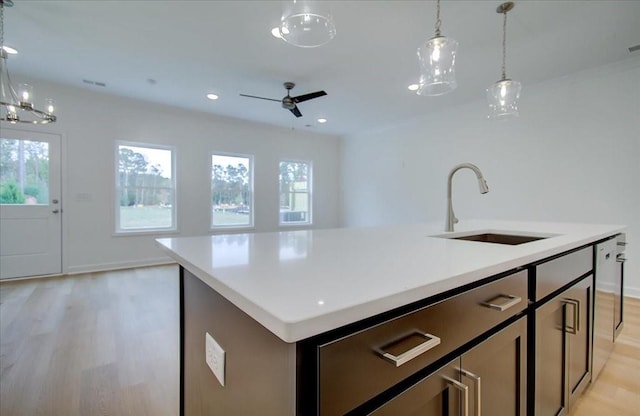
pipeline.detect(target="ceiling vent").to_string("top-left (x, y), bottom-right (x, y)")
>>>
top-left (82, 79), bottom-right (106, 87)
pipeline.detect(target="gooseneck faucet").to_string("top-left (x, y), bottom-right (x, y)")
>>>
top-left (446, 163), bottom-right (489, 232)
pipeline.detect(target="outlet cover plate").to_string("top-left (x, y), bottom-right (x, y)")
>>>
top-left (205, 332), bottom-right (225, 386)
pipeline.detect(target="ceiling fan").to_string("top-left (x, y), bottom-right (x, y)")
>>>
top-left (239, 82), bottom-right (327, 118)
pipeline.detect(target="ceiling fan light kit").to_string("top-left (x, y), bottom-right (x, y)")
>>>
top-left (279, 0), bottom-right (336, 48)
top-left (486, 1), bottom-right (522, 120)
top-left (417, 0), bottom-right (458, 96)
top-left (0, 0), bottom-right (57, 124)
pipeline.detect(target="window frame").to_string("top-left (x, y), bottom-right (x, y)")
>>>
top-left (114, 140), bottom-right (177, 235)
top-left (278, 159), bottom-right (313, 227)
top-left (210, 151), bottom-right (255, 231)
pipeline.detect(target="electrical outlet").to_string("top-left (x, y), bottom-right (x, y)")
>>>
top-left (205, 332), bottom-right (225, 386)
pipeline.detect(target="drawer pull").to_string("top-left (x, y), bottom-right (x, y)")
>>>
top-left (379, 331), bottom-right (441, 367)
top-left (481, 294), bottom-right (522, 312)
top-left (443, 376), bottom-right (469, 416)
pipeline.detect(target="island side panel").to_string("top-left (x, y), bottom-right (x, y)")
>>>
top-left (181, 267), bottom-right (296, 415)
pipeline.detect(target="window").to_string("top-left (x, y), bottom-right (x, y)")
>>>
top-left (279, 160), bottom-right (312, 225)
top-left (115, 142), bottom-right (176, 233)
top-left (211, 153), bottom-right (254, 229)
top-left (0, 138), bottom-right (50, 205)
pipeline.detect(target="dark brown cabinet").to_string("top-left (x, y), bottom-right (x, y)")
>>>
top-left (535, 276), bottom-right (592, 416)
top-left (369, 360), bottom-right (462, 416)
top-left (461, 317), bottom-right (527, 416)
top-left (370, 317), bottom-right (527, 416)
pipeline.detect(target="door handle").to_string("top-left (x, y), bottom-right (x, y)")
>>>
top-left (562, 298), bottom-right (580, 335)
top-left (442, 376), bottom-right (469, 416)
top-left (52, 209), bottom-right (60, 214)
top-left (459, 368), bottom-right (482, 416)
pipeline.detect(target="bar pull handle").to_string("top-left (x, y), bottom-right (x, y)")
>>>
top-left (617, 256), bottom-right (626, 263)
top-left (443, 376), bottom-right (469, 416)
top-left (481, 294), bottom-right (522, 312)
top-left (562, 298), bottom-right (580, 335)
top-left (459, 368), bottom-right (482, 416)
top-left (379, 331), bottom-right (441, 367)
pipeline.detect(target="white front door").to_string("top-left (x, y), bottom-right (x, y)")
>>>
top-left (0, 129), bottom-right (62, 279)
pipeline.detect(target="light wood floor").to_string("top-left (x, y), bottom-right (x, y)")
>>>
top-left (0, 266), bottom-right (179, 416)
top-left (1, 266), bottom-right (639, 415)
top-left (572, 296), bottom-right (640, 416)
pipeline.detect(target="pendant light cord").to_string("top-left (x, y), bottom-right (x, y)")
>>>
top-left (434, 0), bottom-right (442, 37)
top-left (501, 10), bottom-right (508, 80)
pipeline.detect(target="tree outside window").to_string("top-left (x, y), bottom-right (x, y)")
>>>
top-left (116, 142), bottom-right (175, 232)
top-left (279, 160), bottom-right (311, 225)
top-left (211, 153), bottom-right (253, 228)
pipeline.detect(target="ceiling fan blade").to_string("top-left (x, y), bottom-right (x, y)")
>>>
top-left (290, 106), bottom-right (303, 118)
top-left (239, 94), bottom-right (281, 102)
top-left (293, 90), bottom-right (327, 103)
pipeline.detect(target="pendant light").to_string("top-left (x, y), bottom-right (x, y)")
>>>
top-left (486, 2), bottom-right (521, 120)
top-left (417, 0), bottom-right (458, 96)
top-left (0, 0), bottom-right (56, 124)
top-left (279, 0), bottom-right (336, 48)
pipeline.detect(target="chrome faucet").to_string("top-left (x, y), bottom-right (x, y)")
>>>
top-left (446, 163), bottom-right (489, 232)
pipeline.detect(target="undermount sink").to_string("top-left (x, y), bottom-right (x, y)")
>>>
top-left (432, 230), bottom-right (556, 246)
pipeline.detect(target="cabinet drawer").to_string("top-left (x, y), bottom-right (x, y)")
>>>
top-left (536, 247), bottom-right (592, 301)
top-left (318, 270), bottom-right (527, 416)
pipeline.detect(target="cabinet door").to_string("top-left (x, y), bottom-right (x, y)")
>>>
top-left (535, 275), bottom-right (592, 416)
top-left (535, 294), bottom-right (567, 416)
top-left (369, 360), bottom-right (463, 416)
top-left (460, 317), bottom-right (527, 416)
top-left (565, 277), bottom-right (592, 408)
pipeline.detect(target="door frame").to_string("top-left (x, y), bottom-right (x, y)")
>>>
top-left (0, 126), bottom-right (65, 279)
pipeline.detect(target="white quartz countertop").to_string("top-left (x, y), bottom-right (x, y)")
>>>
top-left (156, 220), bottom-right (625, 343)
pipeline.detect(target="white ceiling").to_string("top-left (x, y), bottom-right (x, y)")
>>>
top-left (3, 0), bottom-right (639, 136)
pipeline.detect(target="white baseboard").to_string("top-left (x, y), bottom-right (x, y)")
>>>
top-left (65, 257), bottom-right (177, 275)
top-left (625, 286), bottom-right (640, 299)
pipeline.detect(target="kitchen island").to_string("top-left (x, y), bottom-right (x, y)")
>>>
top-left (156, 220), bottom-right (625, 415)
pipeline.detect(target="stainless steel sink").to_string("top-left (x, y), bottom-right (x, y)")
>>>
top-left (449, 233), bottom-right (546, 245)
top-left (432, 231), bottom-right (556, 245)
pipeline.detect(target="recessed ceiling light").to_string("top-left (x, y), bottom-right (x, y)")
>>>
top-left (271, 27), bottom-right (282, 39)
top-left (1, 45), bottom-right (18, 55)
top-left (317, 118), bottom-right (327, 124)
top-left (407, 84), bottom-right (419, 91)
top-left (206, 93), bottom-right (219, 100)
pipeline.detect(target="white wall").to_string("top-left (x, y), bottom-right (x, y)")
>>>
top-left (7, 79), bottom-right (341, 274)
top-left (341, 57), bottom-right (640, 296)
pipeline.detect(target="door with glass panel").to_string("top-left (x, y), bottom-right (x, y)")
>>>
top-left (0, 129), bottom-right (61, 279)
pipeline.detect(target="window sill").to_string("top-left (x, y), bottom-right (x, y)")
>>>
top-left (113, 228), bottom-right (179, 237)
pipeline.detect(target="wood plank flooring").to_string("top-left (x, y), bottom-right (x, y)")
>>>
top-left (1, 265), bottom-right (639, 415)
top-left (572, 296), bottom-right (640, 415)
top-left (0, 266), bottom-right (179, 416)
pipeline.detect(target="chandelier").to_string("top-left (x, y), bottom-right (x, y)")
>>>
top-left (0, 0), bottom-right (56, 124)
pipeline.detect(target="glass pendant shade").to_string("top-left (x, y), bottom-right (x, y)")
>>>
top-left (486, 79), bottom-right (521, 119)
top-left (417, 36), bottom-right (458, 96)
top-left (280, 0), bottom-right (336, 48)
